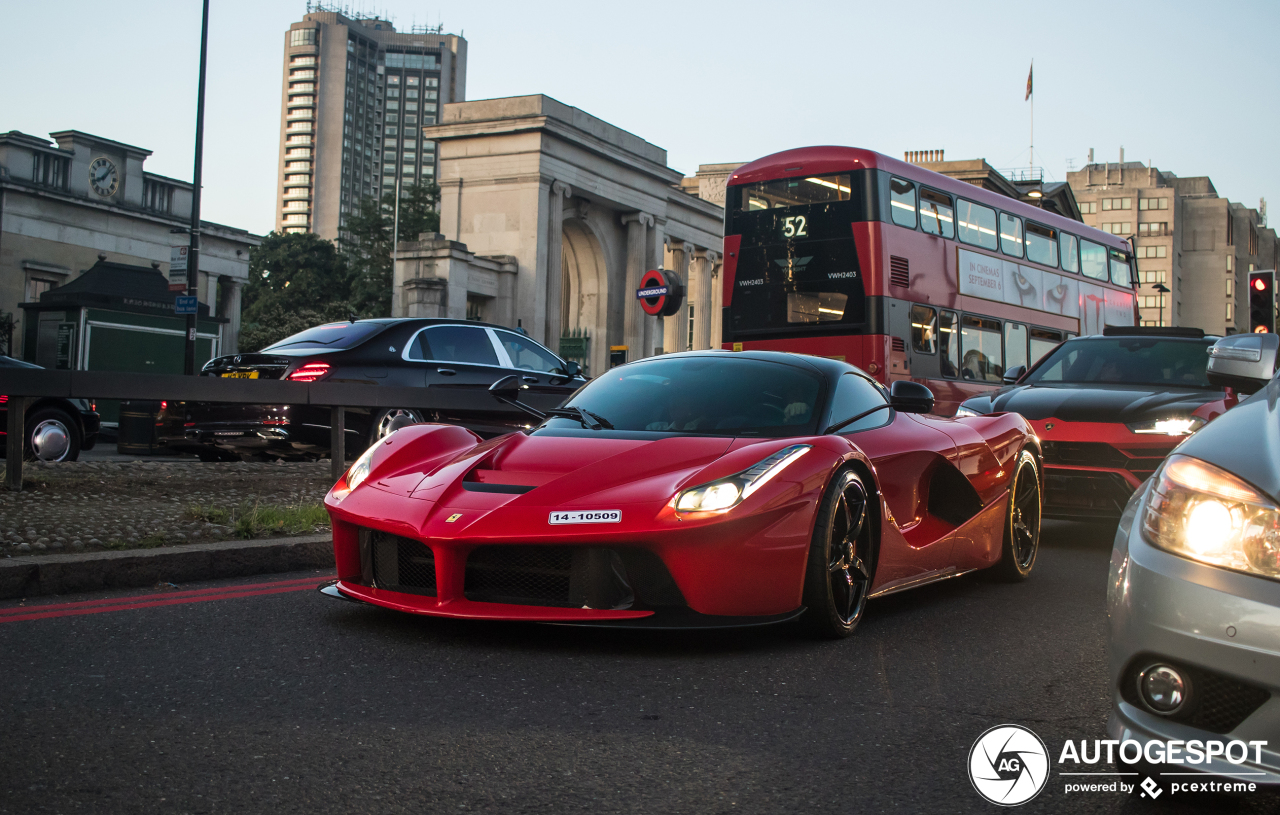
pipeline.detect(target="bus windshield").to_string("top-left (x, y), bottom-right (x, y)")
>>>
top-left (740, 174), bottom-right (852, 210)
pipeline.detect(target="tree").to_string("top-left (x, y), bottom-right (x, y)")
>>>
top-left (341, 183), bottom-right (441, 317)
top-left (239, 231), bottom-right (357, 351)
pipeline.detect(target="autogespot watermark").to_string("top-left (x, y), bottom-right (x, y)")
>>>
top-left (967, 725), bottom-right (1270, 806)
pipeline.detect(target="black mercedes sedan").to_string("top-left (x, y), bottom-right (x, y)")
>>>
top-left (163, 318), bottom-right (586, 461)
top-left (955, 326), bottom-right (1234, 521)
top-left (0, 355), bottom-right (101, 462)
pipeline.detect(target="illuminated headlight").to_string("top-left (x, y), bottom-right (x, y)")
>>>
top-left (1141, 454), bottom-right (1280, 580)
top-left (675, 444), bottom-right (810, 514)
top-left (1126, 416), bottom-right (1206, 436)
top-left (344, 443), bottom-right (380, 493)
top-left (954, 406), bottom-right (982, 419)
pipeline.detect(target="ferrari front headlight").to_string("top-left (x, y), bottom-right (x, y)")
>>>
top-left (954, 406), bottom-right (982, 419)
top-left (675, 444), bottom-right (811, 514)
top-left (344, 443), bottom-right (380, 493)
top-left (1126, 416), bottom-right (1206, 436)
top-left (1141, 455), bottom-right (1280, 580)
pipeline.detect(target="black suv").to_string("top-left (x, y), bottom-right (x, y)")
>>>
top-left (163, 318), bottom-right (587, 461)
top-left (0, 356), bottom-right (101, 462)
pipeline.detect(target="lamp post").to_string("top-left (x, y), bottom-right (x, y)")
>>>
top-left (1153, 282), bottom-right (1171, 327)
top-left (184, 0), bottom-right (210, 375)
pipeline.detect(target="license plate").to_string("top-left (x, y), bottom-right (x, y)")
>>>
top-left (221, 371), bottom-right (259, 379)
top-left (548, 510), bottom-right (621, 525)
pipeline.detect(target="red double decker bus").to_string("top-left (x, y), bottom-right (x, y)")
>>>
top-left (720, 147), bottom-right (1137, 415)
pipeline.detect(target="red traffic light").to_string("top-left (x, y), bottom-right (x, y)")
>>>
top-left (1254, 278), bottom-right (1269, 292)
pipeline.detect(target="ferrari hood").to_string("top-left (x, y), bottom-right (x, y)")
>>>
top-left (414, 432), bottom-right (738, 506)
top-left (962, 383), bottom-right (1221, 423)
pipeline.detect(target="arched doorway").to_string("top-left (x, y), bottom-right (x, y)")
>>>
top-left (560, 218), bottom-right (609, 375)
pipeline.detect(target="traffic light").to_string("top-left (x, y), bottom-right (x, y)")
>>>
top-left (1249, 271), bottom-right (1276, 333)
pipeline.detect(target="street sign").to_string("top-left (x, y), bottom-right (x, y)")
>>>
top-left (55, 323), bottom-right (75, 370)
top-left (169, 246), bottom-right (189, 292)
top-left (175, 295), bottom-right (199, 315)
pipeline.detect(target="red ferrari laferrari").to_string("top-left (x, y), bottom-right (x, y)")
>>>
top-left (321, 351), bottom-right (1042, 637)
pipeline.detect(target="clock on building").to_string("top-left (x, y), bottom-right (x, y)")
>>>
top-left (88, 156), bottom-right (119, 197)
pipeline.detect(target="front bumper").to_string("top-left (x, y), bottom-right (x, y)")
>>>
top-left (1107, 484), bottom-right (1280, 783)
top-left (1038, 423), bottom-right (1181, 520)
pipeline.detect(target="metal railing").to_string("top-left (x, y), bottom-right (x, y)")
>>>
top-left (2, 369), bottom-right (567, 490)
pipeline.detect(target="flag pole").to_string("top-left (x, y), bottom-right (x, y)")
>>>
top-left (1029, 60), bottom-right (1034, 176)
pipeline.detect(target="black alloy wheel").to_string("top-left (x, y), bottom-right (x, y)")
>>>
top-left (991, 449), bottom-right (1041, 581)
top-left (801, 468), bottom-right (875, 639)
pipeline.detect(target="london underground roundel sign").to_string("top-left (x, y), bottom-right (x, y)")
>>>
top-left (637, 269), bottom-right (684, 317)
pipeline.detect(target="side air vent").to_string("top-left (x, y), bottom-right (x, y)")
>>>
top-left (892, 337), bottom-right (906, 352)
top-left (889, 255), bottom-right (910, 288)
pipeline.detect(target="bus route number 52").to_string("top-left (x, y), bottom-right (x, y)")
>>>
top-left (782, 216), bottom-right (808, 238)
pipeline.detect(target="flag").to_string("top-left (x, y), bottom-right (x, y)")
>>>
top-left (1025, 61), bottom-right (1033, 101)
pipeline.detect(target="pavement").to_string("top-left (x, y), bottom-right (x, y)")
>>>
top-left (4, 521), bottom-right (1273, 814)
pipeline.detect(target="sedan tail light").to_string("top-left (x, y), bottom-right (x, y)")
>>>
top-left (286, 362), bottom-right (332, 382)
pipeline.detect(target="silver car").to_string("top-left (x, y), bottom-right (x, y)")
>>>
top-left (1108, 332), bottom-right (1280, 785)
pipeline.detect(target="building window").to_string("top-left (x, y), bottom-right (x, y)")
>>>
top-left (1139, 197), bottom-right (1169, 211)
top-left (1227, 302), bottom-right (1235, 322)
top-left (1227, 213), bottom-right (1234, 246)
top-left (283, 200), bottom-right (308, 211)
top-left (687, 304), bottom-right (696, 350)
top-left (289, 28), bottom-right (317, 47)
top-left (286, 147), bottom-right (312, 158)
top-left (1079, 201), bottom-right (1096, 215)
top-left (1136, 246), bottom-right (1168, 259)
top-left (1101, 197), bottom-right (1132, 210)
top-left (386, 88), bottom-right (400, 98)
top-left (1138, 222), bottom-right (1168, 236)
top-left (1100, 222), bottom-right (1131, 235)
top-left (142, 179), bottom-right (173, 213)
top-left (405, 102), bottom-right (418, 111)
top-left (407, 76), bottom-right (420, 85)
top-left (1226, 277), bottom-right (1234, 297)
top-left (27, 277), bottom-right (58, 300)
top-left (290, 55), bottom-right (316, 66)
top-left (405, 115), bottom-right (417, 124)
top-left (1140, 270), bottom-right (1167, 284)
top-left (32, 152), bottom-right (69, 189)
top-left (1249, 224), bottom-right (1258, 256)
top-left (285, 161), bottom-right (311, 171)
top-left (289, 68), bottom-right (316, 80)
top-left (283, 213), bottom-right (308, 225)
top-left (406, 89), bottom-right (419, 99)
top-left (1140, 295), bottom-right (1161, 308)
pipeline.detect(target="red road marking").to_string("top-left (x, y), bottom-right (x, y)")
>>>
top-left (0, 575), bottom-right (336, 624)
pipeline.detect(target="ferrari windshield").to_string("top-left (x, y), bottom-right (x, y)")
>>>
top-left (1024, 337), bottom-right (1216, 390)
top-left (547, 356), bottom-right (823, 437)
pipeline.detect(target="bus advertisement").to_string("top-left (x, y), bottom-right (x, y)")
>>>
top-left (719, 146), bottom-right (1138, 416)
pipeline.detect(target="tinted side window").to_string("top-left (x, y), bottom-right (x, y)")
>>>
top-left (1059, 233), bottom-right (1080, 273)
top-left (939, 310), bottom-right (960, 377)
top-left (829, 374), bottom-right (890, 433)
top-left (496, 330), bottom-right (564, 373)
top-left (890, 177), bottom-right (917, 228)
top-left (1026, 222), bottom-right (1059, 267)
top-left (999, 213), bottom-right (1024, 258)
top-left (910, 304), bottom-right (937, 353)
top-left (411, 326), bottom-right (500, 365)
top-left (919, 189), bottom-right (954, 238)
top-left (957, 200), bottom-right (998, 250)
top-left (960, 315), bottom-right (1004, 382)
top-left (1080, 239), bottom-right (1108, 280)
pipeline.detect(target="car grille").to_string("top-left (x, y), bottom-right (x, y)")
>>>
top-left (1041, 440), bottom-right (1166, 475)
top-left (366, 530), bottom-right (436, 596)
top-left (1121, 658), bottom-right (1271, 734)
top-left (464, 546), bottom-right (685, 610)
top-left (1043, 471), bottom-right (1135, 518)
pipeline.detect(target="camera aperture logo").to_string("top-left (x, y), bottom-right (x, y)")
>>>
top-left (969, 724), bottom-right (1050, 806)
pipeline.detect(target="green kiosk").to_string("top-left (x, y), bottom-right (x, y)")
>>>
top-left (20, 260), bottom-right (226, 429)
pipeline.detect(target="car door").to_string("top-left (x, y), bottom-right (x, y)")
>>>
top-left (827, 373), bottom-right (960, 584)
top-left (489, 327), bottom-right (581, 402)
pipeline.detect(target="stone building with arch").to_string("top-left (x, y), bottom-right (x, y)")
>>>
top-left (391, 95), bottom-right (726, 375)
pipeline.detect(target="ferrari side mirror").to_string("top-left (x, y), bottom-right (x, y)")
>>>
top-left (1002, 365), bottom-right (1027, 385)
top-left (889, 380), bottom-right (934, 414)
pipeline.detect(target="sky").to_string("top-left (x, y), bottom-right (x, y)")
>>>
top-left (3, 0), bottom-right (1278, 237)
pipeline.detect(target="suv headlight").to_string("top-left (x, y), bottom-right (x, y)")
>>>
top-left (1141, 454), bottom-right (1280, 580)
top-left (675, 444), bottom-right (810, 514)
top-left (1126, 416), bottom-right (1206, 436)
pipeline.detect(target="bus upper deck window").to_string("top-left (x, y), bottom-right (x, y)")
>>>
top-left (1059, 232), bottom-right (1080, 273)
top-left (1080, 239), bottom-right (1108, 280)
top-left (890, 177), bottom-right (917, 228)
top-left (919, 189), bottom-right (954, 238)
top-left (939, 310), bottom-right (960, 378)
top-left (957, 200), bottom-right (998, 250)
top-left (740, 174), bottom-right (851, 210)
top-left (1026, 222), bottom-right (1059, 267)
top-left (1109, 249), bottom-right (1134, 286)
top-left (999, 213), bottom-right (1024, 258)
top-left (910, 305), bottom-right (937, 353)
